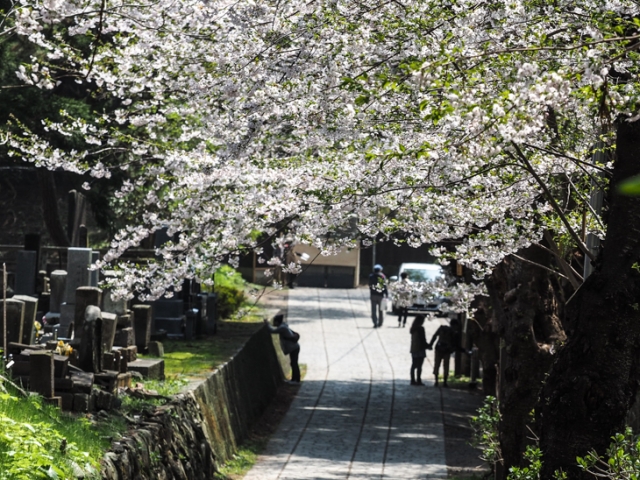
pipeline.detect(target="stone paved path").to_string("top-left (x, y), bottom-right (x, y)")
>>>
top-left (245, 287), bottom-right (455, 480)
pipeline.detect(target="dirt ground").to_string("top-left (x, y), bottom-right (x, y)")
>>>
top-left (254, 287), bottom-right (488, 479)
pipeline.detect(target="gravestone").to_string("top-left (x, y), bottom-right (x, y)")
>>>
top-left (148, 341), bottom-right (164, 357)
top-left (116, 313), bottom-right (132, 328)
top-left (102, 289), bottom-right (127, 315)
top-left (89, 251), bottom-right (100, 287)
top-left (0, 299), bottom-right (25, 346)
top-left (49, 270), bottom-right (67, 313)
top-left (29, 351), bottom-right (54, 397)
top-left (152, 299), bottom-right (184, 336)
top-left (101, 312), bottom-right (117, 353)
top-left (131, 305), bottom-right (152, 352)
top-left (113, 327), bottom-right (135, 347)
top-left (12, 295), bottom-right (38, 344)
top-left (63, 248), bottom-right (92, 304)
top-left (14, 251), bottom-right (37, 296)
top-left (74, 287), bottom-right (102, 339)
top-left (78, 306), bottom-right (102, 373)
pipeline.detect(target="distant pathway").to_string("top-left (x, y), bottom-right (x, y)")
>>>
top-left (245, 287), bottom-right (455, 480)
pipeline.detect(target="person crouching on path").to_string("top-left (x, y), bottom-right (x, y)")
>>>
top-left (409, 315), bottom-right (429, 386)
top-left (369, 264), bottom-right (388, 328)
top-left (264, 313), bottom-right (301, 383)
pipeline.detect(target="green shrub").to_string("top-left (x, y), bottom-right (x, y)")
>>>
top-left (577, 427), bottom-right (640, 479)
top-left (471, 395), bottom-right (501, 471)
top-left (214, 266), bottom-right (246, 319)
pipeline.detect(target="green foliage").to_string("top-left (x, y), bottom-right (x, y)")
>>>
top-left (214, 265), bottom-right (246, 319)
top-left (0, 390), bottom-right (106, 479)
top-left (507, 446), bottom-right (543, 480)
top-left (619, 175), bottom-right (640, 196)
top-left (577, 427), bottom-right (640, 479)
top-left (471, 395), bottom-right (502, 471)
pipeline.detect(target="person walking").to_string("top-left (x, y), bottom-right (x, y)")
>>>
top-left (264, 313), bottom-right (301, 383)
top-left (409, 314), bottom-right (429, 385)
top-left (368, 264), bottom-right (388, 328)
top-left (395, 271), bottom-right (413, 327)
top-left (429, 318), bottom-right (460, 387)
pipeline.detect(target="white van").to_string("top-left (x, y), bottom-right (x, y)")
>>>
top-left (388, 263), bottom-right (448, 316)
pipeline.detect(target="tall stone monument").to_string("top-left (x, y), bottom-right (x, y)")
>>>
top-left (60, 248), bottom-right (92, 334)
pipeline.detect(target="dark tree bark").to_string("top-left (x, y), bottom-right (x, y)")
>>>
top-left (469, 295), bottom-right (499, 396)
top-left (540, 119), bottom-right (640, 478)
top-left (486, 247), bottom-right (566, 479)
top-left (37, 169), bottom-right (69, 247)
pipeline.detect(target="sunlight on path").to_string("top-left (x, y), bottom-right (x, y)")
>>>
top-left (244, 288), bottom-right (448, 480)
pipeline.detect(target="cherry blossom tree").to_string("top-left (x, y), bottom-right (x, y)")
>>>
top-left (3, 0), bottom-right (640, 476)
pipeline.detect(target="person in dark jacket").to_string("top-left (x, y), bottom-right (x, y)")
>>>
top-left (368, 264), bottom-right (388, 328)
top-left (429, 318), bottom-right (461, 387)
top-left (409, 314), bottom-right (429, 385)
top-left (264, 313), bottom-right (301, 383)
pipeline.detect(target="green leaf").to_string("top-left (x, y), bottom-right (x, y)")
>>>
top-left (354, 95), bottom-right (370, 106)
top-left (618, 174), bottom-right (640, 195)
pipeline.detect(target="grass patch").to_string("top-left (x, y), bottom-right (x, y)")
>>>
top-left (144, 320), bottom-right (262, 381)
top-left (0, 382), bottom-right (122, 479)
top-left (440, 375), bottom-right (479, 389)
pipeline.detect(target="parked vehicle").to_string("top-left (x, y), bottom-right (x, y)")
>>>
top-left (388, 263), bottom-right (449, 317)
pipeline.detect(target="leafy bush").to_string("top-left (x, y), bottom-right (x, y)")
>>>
top-left (577, 427), bottom-right (640, 479)
top-left (214, 265), bottom-right (246, 319)
top-left (471, 395), bottom-right (502, 472)
top-left (215, 285), bottom-right (246, 319)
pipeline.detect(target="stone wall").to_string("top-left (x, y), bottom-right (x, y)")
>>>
top-left (100, 326), bottom-right (286, 479)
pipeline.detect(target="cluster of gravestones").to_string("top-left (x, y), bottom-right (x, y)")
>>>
top-left (2, 247), bottom-right (166, 412)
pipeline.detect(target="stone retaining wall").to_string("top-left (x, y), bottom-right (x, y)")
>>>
top-left (100, 326), bottom-right (286, 479)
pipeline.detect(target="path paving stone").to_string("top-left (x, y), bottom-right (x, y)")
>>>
top-left (246, 287), bottom-right (452, 480)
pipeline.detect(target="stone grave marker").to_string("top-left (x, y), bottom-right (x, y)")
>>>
top-left (61, 248), bottom-right (92, 332)
top-left (131, 305), bottom-right (152, 352)
top-left (14, 250), bottom-right (37, 296)
top-left (74, 287), bottom-right (102, 339)
top-left (0, 299), bottom-right (24, 347)
top-left (78, 306), bottom-right (102, 373)
top-left (12, 295), bottom-right (38, 345)
top-left (101, 312), bottom-right (117, 355)
top-left (49, 270), bottom-right (67, 313)
top-left (29, 350), bottom-right (54, 397)
top-left (102, 289), bottom-right (127, 316)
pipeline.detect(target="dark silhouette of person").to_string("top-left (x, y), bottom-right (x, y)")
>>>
top-left (429, 318), bottom-right (461, 387)
top-left (396, 271), bottom-right (412, 328)
top-left (368, 264), bottom-right (388, 328)
top-left (409, 314), bottom-right (430, 385)
top-left (264, 313), bottom-right (301, 383)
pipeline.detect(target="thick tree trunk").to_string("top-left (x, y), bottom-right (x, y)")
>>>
top-left (486, 247), bottom-right (565, 479)
top-left (540, 119), bottom-right (640, 478)
top-left (37, 169), bottom-right (69, 247)
top-left (469, 295), bottom-right (499, 396)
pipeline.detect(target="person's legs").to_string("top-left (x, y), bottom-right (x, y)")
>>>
top-left (442, 352), bottom-right (451, 386)
top-left (377, 299), bottom-right (384, 327)
top-left (416, 357), bottom-right (425, 385)
top-left (402, 308), bottom-right (408, 327)
top-left (433, 350), bottom-right (443, 386)
top-left (410, 356), bottom-right (418, 385)
top-left (289, 348), bottom-right (301, 382)
top-left (370, 297), bottom-right (379, 327)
